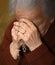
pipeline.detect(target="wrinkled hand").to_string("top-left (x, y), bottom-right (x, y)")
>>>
top-left (10, 41), bottom-right (20, 60)
top-left (12, 19), bottom-right (42, 51)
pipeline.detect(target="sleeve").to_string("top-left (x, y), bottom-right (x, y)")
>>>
top-left (25, 43), bottom-right (55, 65)
top-left (0, 19), bottom-right (18, 65)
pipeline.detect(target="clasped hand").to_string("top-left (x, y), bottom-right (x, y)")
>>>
top-left (11, 19), bottom-right (42, 51)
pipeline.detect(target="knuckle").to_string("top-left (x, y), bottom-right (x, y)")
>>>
top-left (33, 26), bottom-right (37, 32)
top-left (24, 35), bottom-right (30, 42)
top-left (14, 22), bottom-right (18, 25)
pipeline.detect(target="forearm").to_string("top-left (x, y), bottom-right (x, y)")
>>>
top-left (24, 43), bottom-right (55, 65)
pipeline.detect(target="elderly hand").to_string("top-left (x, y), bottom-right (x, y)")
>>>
top-left (10, 41), bottom-right (20, 60)
top-left (12, 19), bottom-right (42, 51)
top-left (10, 21), bottom-right (22, 60)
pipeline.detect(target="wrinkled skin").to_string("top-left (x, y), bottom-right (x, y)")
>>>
top-left (11, 19), bottom-right (42, 51)
top-left (10, 6), bottom-right (53, 59)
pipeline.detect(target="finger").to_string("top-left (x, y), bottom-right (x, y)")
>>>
top-left (18, 32), bottom-right (24, 40)
top-left (19, 22), bottom-right (32, 41)
top-left (13, 25), bottom-right (29, 41)
top-left (11, 28), bottom-right (17, 41)
top-left (14, 22), bottom-right (26, 34)
top-left (14, 22), bottom-right (20, 27)
top-left (11, 27), bottom-right (21, 41)
top-left (14, 22), bottom-right (32, 34)
top-left (18, 30), bottom-right (29, 42)
top-left (13, 25), bottom-right (19, 31)
top-left (14, 24), bottom-right (26, 34)
top-left (19, 18), bottom-right (37, 31)
top-left (19, 22), bottom-right (35, 42)
top-left (19, 22), bottom-right (32, 34)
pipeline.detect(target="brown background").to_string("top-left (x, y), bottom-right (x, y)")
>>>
top-left (0, 0), bottom-right (12, 43)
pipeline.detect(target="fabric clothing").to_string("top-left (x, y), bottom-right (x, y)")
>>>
top-left (0, 19), bottom-right (55, 65)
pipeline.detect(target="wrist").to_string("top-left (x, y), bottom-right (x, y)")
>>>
top-left (30, 41), bottom-right (42, 51)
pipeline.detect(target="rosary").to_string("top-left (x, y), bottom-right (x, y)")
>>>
top-left (16, 20), bottom-right (27, 57)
